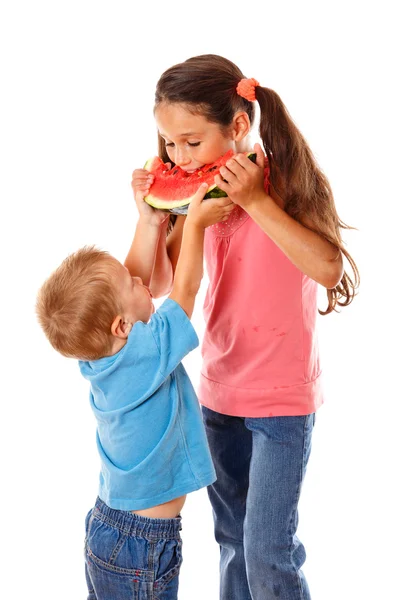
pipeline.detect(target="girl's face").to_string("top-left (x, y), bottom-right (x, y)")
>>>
top-left (155, 103), bottom-right (238, 171)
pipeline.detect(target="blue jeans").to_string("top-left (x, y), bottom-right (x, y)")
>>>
top-left (202, 406), bottom-right (315, 600)
top-left (84, 497), bottom-right (183, 600)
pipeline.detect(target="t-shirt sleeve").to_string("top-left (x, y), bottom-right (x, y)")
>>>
top-left (148, 298), bottom-right (199, 377)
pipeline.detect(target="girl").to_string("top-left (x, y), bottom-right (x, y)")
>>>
top-left (129, 54), bottom-right (359, 600)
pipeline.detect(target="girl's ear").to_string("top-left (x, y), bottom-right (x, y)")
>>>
top-left (111, 316), bottom-right (132, 339)
top-left (231, 111), bottom-right (251, 142)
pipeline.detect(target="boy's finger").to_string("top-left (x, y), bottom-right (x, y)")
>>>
top-left (215, 197), bottom-right (234, 208)
top-left (224, 205), bottom-right (235, 214)
top-left (194, 182), bottom-right (209, 201)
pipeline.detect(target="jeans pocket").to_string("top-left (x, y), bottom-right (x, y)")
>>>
top-left (86, 546), bottom-right (153, 600)
top-left (85, 539), bottom-right (154, 600)
top-left (154, 538), bottom-right (183, 592)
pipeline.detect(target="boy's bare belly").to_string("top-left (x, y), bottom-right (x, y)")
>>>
top-left (132, 495), bottom-right (186, 519)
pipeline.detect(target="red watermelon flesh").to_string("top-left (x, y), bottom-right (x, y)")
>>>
top-left (143, 150), bottom-right (257, 213)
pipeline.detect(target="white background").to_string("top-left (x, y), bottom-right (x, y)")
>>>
top-left (1, 1), bottom-right (399, 598)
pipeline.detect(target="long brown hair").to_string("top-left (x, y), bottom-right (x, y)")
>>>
top-left (155, 54), bottom-right (359, 314)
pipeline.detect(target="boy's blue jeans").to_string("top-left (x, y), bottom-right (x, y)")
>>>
top-left (202, 406), bottom-right (315, 600)
top-left (84, 497), bottom-right (183, 599)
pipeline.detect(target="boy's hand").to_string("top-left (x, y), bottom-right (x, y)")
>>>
top-left (131, 168), bottom-right (170, 226)
top-left (186, 183), bottom-right (235, 228)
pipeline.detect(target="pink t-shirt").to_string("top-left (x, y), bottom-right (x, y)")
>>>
top-left (198, 201), bottom-right (324, 418)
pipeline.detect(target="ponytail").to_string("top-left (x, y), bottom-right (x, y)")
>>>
top-left (154, 54), bottom-right (359, 313)
top-left (256, 86), bottom-right (360, 314)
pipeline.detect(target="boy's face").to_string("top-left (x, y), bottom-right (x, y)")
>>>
top-left (113, 260), bottom-right (154, 325)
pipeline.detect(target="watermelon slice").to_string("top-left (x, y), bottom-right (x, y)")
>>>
top-left (143, 150), bottom-right (257, 215)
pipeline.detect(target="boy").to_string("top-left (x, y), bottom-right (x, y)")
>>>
top-left (36, 183), bottom-right (234, 599)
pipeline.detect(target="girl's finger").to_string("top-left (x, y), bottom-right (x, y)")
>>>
top-left (133, 180), bottom-right (151, 186)
top-left (235, 152), bottom-right (259, 172)
top-left (218, 167), bottom-right (235, 185)
top-left (132, 184), bottom-right (151, 192)
top-left (254, 142), bottom-right (266, 168)
top-left (132, 176), bottom-right (153, 184)
top-left (214, 174), bottom-right (230, 192)
top-left (225, 157), bottom-right (245, 177)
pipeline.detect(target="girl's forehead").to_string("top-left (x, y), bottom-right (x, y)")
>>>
top-left (155, 103), bottom-right (214, 137)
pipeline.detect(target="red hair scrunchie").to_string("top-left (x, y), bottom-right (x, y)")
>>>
top-left (236, 77), bottom-right (260, 102)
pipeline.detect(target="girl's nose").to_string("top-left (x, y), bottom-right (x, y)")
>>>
top-left (174, 147), bottom-right (190, 167)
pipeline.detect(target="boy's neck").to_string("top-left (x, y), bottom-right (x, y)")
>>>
top-left (105, 336), bottom-right (128, 357)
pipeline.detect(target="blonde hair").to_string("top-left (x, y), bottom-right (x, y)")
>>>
top-left (36, 246), bottom-right (121, 360)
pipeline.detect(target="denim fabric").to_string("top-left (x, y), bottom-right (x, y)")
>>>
top-left (84, 497), bottom-right (183, 600)
top-left (202, 406), bottom-right (316, 600)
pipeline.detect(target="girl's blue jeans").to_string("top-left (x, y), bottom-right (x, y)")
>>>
top-left (202, 406), bottom-right (315, 600)
top-left (84, 497), bottom-right (183, 599)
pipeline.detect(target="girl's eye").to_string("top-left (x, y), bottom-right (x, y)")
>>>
top-left (165, 142), bottom-right (200, 148)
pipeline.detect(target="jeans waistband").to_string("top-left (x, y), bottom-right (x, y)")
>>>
top-left (93, 497), bottom-right (182, 540)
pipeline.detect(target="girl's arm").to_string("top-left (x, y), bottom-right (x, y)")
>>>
top-left (124, 217), bottom-right (170, 288)
top-left (127, 166), bottom-right (186, 297)
top-left (127, 170), bottom-right (234, 296)
top-left (216, 146), bottom-right (343, 289)
top-left (247, 187), bottom-right (343, 289)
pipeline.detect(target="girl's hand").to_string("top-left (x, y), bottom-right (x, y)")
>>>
top-left (213, 143), bottom-right (268, 210)
top-left (186, 183), bottom-right (236, 229)
top-left (131, 168), bottom-right (170, 226)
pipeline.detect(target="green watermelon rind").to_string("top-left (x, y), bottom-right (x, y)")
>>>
top-left (144, 191), bottom-right (200, 209)
top-left (143, 153), bottom-right (257, 210)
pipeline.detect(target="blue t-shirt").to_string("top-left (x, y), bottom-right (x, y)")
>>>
top-left (79, 299), bottom-right (216, 511)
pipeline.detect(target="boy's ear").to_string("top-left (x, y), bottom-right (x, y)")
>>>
top-left (111, 315), bottom-right (132, 339)
top-left (232, 111), bottom-right (251, 142)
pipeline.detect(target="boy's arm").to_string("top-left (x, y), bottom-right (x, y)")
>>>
top-left (147, 218), bottom-right (179, 297)
top-left (125, 215), bottom-right (186, 299)
top-left (168, 220), bottom-right (205, 319)
top-left (168, 182), bottom-right (234, 319)
top-left (149, 216), bottom-right (186, 297)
